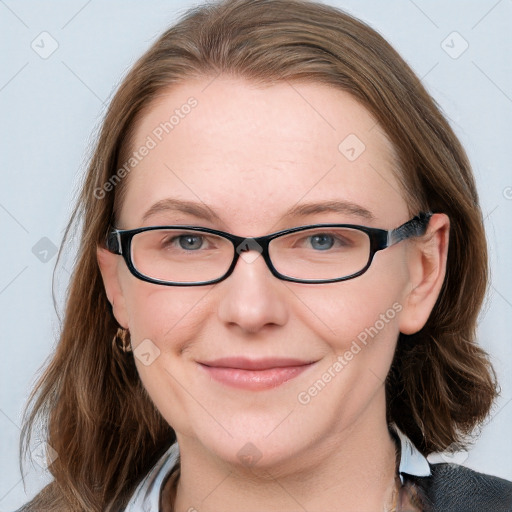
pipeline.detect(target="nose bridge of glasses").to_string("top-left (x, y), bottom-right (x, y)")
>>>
top-left (232, 233), bottom-right (271, 270)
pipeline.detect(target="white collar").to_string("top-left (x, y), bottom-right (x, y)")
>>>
top-left (389, 422), bottom-right (431, 483)
top-left (124, 424), bottom-right (431, 511)
top-left (124, 442), bottom-right (180, 512)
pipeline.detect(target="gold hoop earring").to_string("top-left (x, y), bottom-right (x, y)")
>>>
top-left (112, 327), bottom-right (132, 353)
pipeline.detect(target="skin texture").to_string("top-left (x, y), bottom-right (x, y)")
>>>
top-left (97, 77), bottom-right (449, 512)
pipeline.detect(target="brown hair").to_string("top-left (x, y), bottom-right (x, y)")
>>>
top-left (19, 0), bottom-right (498, 510)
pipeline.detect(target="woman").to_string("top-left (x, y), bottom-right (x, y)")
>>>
top-left (16, 0), bottom-right (512, 510)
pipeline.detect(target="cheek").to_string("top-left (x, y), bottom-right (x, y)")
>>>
top-left (290, 268), bottom-right (407, 425)
top-left (303, 252), bottom-right (409, 369)
top-left (122, 279), bottom-right (212, 352)
top-left (122, 281), bottom-right (213, 433)
top-left (313, 291), bottom-right (402, 384)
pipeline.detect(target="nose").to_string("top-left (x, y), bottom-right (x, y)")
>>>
top-left (216, 248), bottom-right (289, 334)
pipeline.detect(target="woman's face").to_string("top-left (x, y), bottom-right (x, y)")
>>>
top-left (99, 77), bottom-right (439, 470)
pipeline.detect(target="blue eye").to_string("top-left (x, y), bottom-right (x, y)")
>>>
top-left (309, 234), bottom-right (335, 250)
top-left (176, 234), bottom-right (204, 250)
top-left (161, 234), bottom-right (206, 251)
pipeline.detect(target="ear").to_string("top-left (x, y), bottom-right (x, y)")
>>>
top-left (399, 213), bottom-right (450, 335)
top-left (97, 246), bottom-right (130, 329)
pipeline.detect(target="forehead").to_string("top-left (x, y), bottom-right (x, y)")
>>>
top-left (118, 77), bottom-right (408, 231)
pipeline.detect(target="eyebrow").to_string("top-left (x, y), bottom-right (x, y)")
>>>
top-left (283, 200), bottom-right (375, 221)
top-left (141, 198), bottom-right (375, 224)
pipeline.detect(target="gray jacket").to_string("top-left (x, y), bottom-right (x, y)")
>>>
top-left (405, 462), bottom-right (512, 511)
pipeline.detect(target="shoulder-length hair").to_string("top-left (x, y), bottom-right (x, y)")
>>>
top-left (19, 0), bottom-right (497, 510)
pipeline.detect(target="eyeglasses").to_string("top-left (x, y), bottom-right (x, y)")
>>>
top-left (105, 212), bottom-right (432, 286)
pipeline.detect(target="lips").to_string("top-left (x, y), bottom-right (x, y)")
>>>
top-left (197, 357), bottom-right (316, 390)
top-left (200, 357), bottom-right (314, 370)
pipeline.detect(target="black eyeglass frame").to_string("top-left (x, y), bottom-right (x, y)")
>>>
top-left (105, 212), bottom-right (433, 286)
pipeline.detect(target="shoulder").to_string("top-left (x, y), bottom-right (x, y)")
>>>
top-left (411, 462), bottom-right (512, 512)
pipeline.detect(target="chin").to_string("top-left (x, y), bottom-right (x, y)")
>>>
top-left (190, 414), bottom-right (318, 472)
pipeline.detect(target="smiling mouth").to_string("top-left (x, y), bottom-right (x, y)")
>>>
top-left (197, 357), bottom-right (317, 390)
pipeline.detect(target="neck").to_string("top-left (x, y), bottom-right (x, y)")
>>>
top-left (170, 404), bottom-right (398, 512)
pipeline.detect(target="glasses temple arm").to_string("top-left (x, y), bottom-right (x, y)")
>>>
top-left (387, 212), bottom-right (433, 246)
top-left (106, 230), bottom-right (122, 254)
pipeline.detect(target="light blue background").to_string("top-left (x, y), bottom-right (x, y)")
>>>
top-left (1, 1), bottom-right (511, 509)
